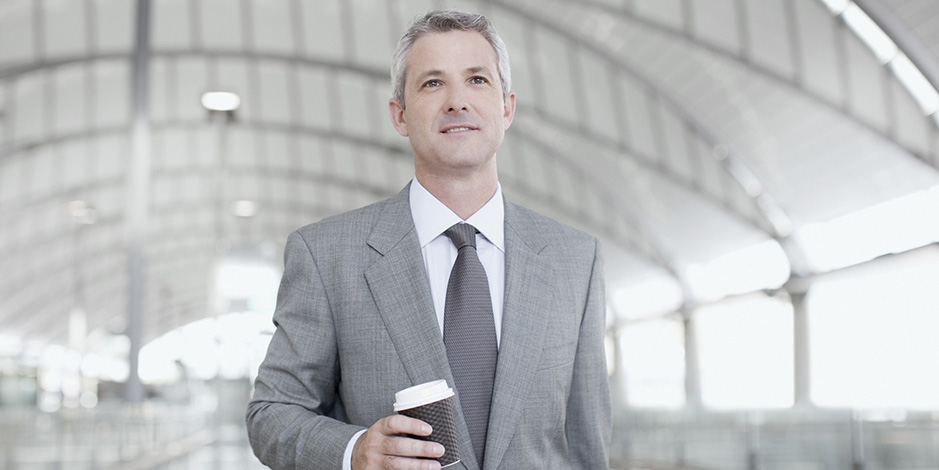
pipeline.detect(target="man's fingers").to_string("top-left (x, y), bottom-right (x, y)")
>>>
top-left (379, 414), bottom-right (433, 437)
top-left (352, 416), bottom-right (445, 470)
top-left (382, 456), bottom-right (442, 470)
top-left (381, 435), bottom-right (444, 459)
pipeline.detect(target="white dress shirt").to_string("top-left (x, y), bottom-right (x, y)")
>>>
top-left (342, 178), bottom-right (506, 469)
top-left (408, 177), bottom-right (505, 345)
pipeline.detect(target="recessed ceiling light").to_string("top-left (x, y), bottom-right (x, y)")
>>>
top-left (231, 200), bottom-right (258, 218)
top-left (201, 91), bottom-right (241, 112)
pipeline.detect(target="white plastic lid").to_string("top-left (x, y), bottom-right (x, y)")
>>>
top-left (393, 380), bottom-right (455, 411)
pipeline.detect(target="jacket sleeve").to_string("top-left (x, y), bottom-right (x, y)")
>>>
top-left (246, 230), bottom-right (364, 469)
top-left (565, 238), bottom-right (612, 469)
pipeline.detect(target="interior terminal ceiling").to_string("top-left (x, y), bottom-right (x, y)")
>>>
top-left (0, 0), bottom-right (938, 351)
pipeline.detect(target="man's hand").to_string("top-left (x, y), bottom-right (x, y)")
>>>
top-left (351, 415), bottom-right (445, 470)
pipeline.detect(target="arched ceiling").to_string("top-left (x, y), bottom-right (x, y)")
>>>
top-left (1, 0), bottom-right (938, 351)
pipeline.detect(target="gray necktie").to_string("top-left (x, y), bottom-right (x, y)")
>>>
top-left (443, 223), bottom-right (497, 467)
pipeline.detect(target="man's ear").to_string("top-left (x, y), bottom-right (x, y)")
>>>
top-left (389, 99), bottom-right (409, 137)
top-left (502, 91), bottom-right (516, 130)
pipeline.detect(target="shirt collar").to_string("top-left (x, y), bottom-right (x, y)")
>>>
top-left (409, 178), bottom-right (505, 252)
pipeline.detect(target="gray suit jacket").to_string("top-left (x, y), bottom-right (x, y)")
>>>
top-left (246, 184), bottom-right (610, 470)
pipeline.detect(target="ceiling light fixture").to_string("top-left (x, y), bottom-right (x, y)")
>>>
top-left (231, 200), bottom-right (258, 218)
top-left (201, 91), bottom-right (241, 112)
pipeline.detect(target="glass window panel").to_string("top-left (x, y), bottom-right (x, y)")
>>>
top-left (152, 176), bottom-right (173, 208)
top-left (215, 58), bottom-right (252, 122)
top-left (30, 147), bottom-right (56, 200)
top-left (359, 146), bottom-right (389, 190)
top-left (350, 0), bottom-right (393, 68)
top-left (176, 58), bottom-right (209, 121)
top-left (518, 138), bottom-right (550, 196)
top-left (298, 135), bottom-right (327, 175)
top-left (580, 52), bottom-right (619, 142)
top-left (149, 57), bottom-right (170, 122)
top-left (299, 0), bottom-right (343, 60)
top-left (13, 71), bottom-right (47, 145)
top-left (0, 156), bottom-right (24, 205)
top-left (619, 77), bottom-right (657, 163)
top-left (0, 0), bottom-right (36, 64)
top-left (844, 32), bottom-right (888, 129)
top-left (60, 138), bottom-right (89, 191)
top-left (695, 137), bottom-right (725, 202)
top-left (89, 184), bottom-right (123, 221)
top-left (692, 0), bottom-right (740, 51)
top-left (226, 127), bottom-right (257, 169)
top-left (618, 319), bottom-right (685, 408)
top-left (251, 0), bottom-right (294, 53)
top-left (0, 83), bottom-right (7, 140)
top-left (194, 126), bottom-right (217, 168)
top-left (891, 79), bottom-right (931, 157)
top-left (696, 294), bottom-right (794, 409)
top-left (262, 129), bottom-right (291, 171)
top-left (794, 0), bottom-right (842, 103)
top-left (387, 153), bottom-right (413, 189)
top-left (94, 133), bottom-right (126, 183)
top-left (199, 0), bottom-right (244, 50)
top-left (270, 173), bottom-right (290, 204)
top-left (809, 251), bottom-right (939, 409)
top-left (497, 133), bottom-right (523, 185)
top-left (633, 0), bottom-right (684, 29)
top-left (93, 0), bottom-right (134, 53)
top-left (658, 108), bottom-right (693, 183)
top-left (335, 71), bottom-right (377, 139)
top-left (330, 139), bottom-right (360, 182)
top-left (485, 9), bottom-right (531, 100)
top-left (297, 66), bottom-right (331, 130)
top-left (158, 127), bottom-right (188, 170)
top-left (744, 0), bottom-right (794, 76)
top-left (43, 0), bottom-right (88, 58)
top-left (534, 29), bottom-right (578, 125)
top-left (180, 172), bottom-right (202, 203)
top-left (257, 60), bottom-right (291, 124)
top-left (94, 60), bottom-right (130, 128)
top-left (52, 64), bottom-right (88, 136)
top-left (152, 0), bottom-right (191, 50)
top-left (232, 172), bottom-right (260, 202)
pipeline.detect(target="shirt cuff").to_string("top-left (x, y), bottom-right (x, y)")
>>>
top-left (342, 429), bottom-right (368, 470)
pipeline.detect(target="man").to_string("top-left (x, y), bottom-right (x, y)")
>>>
top-left (246, 9), bottom-right (610, 470)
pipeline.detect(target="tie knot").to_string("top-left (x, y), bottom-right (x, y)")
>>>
top-left (444, 223), bottom-right (478, 250)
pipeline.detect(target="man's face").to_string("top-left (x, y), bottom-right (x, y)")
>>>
top-left (389, 30), bottom-right (516, 178)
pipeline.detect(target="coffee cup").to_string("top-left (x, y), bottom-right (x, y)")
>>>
top-left (394, 380), bottom-right (461, 467)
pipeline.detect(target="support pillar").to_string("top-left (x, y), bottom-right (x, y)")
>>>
top-left (790, 291), bottom-right (811, 407)
top-left (125, 0), bottom-right (152, 403)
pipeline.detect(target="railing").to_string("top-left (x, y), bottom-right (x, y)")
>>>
top-left (4, 396), bottom-right (939, 469)
top-left (0, 403), bottom-right (260, 470)
top-left (0, 377), bottom-right (265, 470)
top-left (612, 407), bottom-right (939, 470)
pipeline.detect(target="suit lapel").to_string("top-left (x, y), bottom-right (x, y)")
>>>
top-left (363, 187), bottom-right (475, 470)
top-left (484, 202), bottom-right (553, 470)
top-left (364, 187), bottom-right (451, 387)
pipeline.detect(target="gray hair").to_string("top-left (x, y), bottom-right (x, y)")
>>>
top-left (391, 9), bottom-right (512, 107)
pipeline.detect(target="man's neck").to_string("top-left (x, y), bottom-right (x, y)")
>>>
top-left (416, 170), bottom-right (498, 220)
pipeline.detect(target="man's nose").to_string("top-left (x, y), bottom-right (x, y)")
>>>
top-left (445, 88), bottom-right (469, 112)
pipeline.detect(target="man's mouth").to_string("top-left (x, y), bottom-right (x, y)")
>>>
top-left (442, 126), bottom-right (475, 133)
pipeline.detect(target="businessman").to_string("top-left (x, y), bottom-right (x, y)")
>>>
top-left (246, 9), bottom-right (610, 470)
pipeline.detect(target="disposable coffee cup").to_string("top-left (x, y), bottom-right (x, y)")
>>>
top-left (394, 380), bottom-right (461, 467)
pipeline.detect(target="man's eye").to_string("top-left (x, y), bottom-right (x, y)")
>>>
top-left (470, 76), bottom-right (488, 84)
top-left (423, 80), bottom-right (441, 88)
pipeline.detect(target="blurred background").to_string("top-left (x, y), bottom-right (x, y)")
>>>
top-left (1, 0), bottom-right (939, 469)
